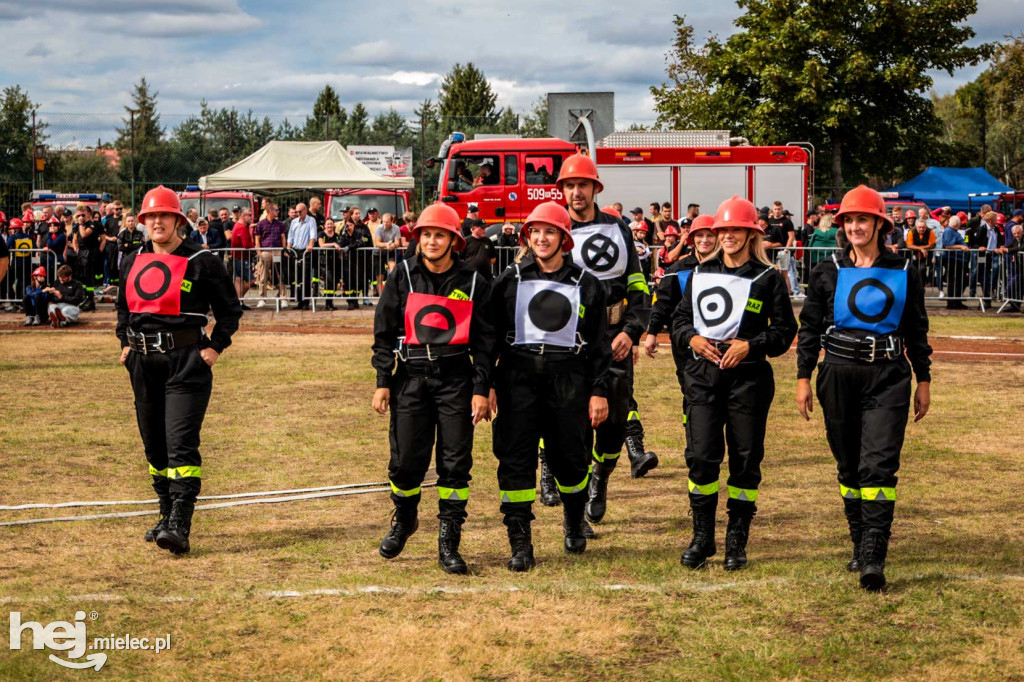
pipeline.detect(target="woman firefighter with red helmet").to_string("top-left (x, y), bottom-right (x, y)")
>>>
top-left (796, 185), bottom-right (932, 591)
top-left (371, 202), bottom-right (496, 575)
top-left (645, 214), bottom-right (718, 389)
top-left (487, 201), bottom-right (610, 570)
top-left (116, 185), bottom-right (242, 555)
top-left (671, 196), bottom-right (797, 571)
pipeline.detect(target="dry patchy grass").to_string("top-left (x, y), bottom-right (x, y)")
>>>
top-left (1, 329), bottom-right (1022, 681)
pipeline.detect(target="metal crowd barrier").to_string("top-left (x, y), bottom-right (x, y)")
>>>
top-left (4, 243), bottom-right (1022, 313)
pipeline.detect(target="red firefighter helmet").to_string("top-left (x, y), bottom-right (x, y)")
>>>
top-left (713, 196), bottom-right (762, 233)
top-left (687, 214), bottom-right (716, 244)
top-left (0, 210), bottom-right (7, 224)
top-left (631, 221), bottom-right (648, 234)
top-left (835, 185), bottom-right (894, 233)
top-left (32, 267), bottom-right (47, 278)
top-left (412, 203), bottom-right (466, 251)
top-left (9, 218), bottom-right (24, 230)
top-left (601, 205), bottom-right (621, 219)
top-left (22, 209), bottom-right (35, 223)
top-left (663, 225), bottom-right (681, 238)
top-left (520, 201), bottom-right (574, 251)
top-left (556, 153), bottom-right (604, 194)
top-left (137, 185), bottom-right (186, 225)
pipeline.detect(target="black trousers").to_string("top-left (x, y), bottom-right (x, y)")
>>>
top-left (816, 360), bottom-right (910, 536)
top-left (388, 359), bottom-right (475, 522)
top-left (22, 292), bottom-right (47, 317)
top-left (683, 359), bottom-right (774, 517)
top-left (126, 345), bottom-right (212, 503)
top-left (104, 242), bottom-right (119, 284)
top-left (591, 347), bottom-right (632, 466)
top-left (493, 358), bottom-right (591, 522)
top-left (75, 247), bottom-right (102, 293)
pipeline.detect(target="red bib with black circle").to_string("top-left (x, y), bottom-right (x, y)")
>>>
top-left (126, 253), bottom-right (189, 315)
top-left (404, 293), bottom-right (473, 346)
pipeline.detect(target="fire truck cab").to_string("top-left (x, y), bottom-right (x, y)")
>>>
top-left (436, 134), bottom-right (577, 224)
top-left (177, 187), bottom-right (260, 222)
top-left (325, 188), bottom-right (411, 223)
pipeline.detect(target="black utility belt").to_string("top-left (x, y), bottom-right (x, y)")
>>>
top-left (127, 328), bottom-right (202, 354)
top-left (396, 344), bottom-right (468, 362)
top-left (822, 328), bottom-right (904, 363)
top-left (511, 343), bottom-right (581, 355)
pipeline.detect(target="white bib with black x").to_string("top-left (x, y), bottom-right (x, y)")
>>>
top-left (571, 225), bottom-right (628, 281)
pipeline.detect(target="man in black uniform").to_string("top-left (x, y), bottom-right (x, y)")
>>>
top-left (556, 154), bottom-right (653, 531)
top-left (461, 219), bottom-right (497, 279)
top-left (117, 186), bottom-right (242, 556)
top-left (74, 210), bottom-right (103, 310)
top-left (461, 204), bottom-right (481, 237)
top-left (102, 202), bottom-right (123, 286)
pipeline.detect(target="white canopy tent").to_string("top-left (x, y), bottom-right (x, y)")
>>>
top-left (198, 140), bottom-right (414, 191)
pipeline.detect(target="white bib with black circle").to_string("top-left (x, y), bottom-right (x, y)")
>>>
top-left (514, 279), bottom-right (581, 347)
top-left (691, 271), bottom-right (753, 341)
top-left (571, 225), bottom-right (628, 281)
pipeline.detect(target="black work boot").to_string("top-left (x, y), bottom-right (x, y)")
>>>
top-left (625, 418), bottom-right (659, 479)
top-left (859, 529), bottom-right (889, 591)
top-left (379, 504), bottom-right (419, 559)
top-left (506, 519), bottom-right (535, 572)
top-left (582, 518), bottom-right (596, 539)
top-left (539, 448), bottom-right (561, 507)
top-left (585, 461), bottom-right (614, 523)
top-left (723, 515), bottom-right (751, 571)
top-left (156, 500), bottom-right (195, 555)
top-left (145, 496), bottom-right (172, 543)
top-left (562, 493), bottom-right (587, 554)
top-left (681, 509), bottom-right (717, 569)
top-left (438, 519), bottom-right (468, 575)
top-left (843, 498), bottom-right (863, 573)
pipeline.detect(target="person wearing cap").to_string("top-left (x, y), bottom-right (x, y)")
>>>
top-left (461, 204), bottom-right (481, 237)
top-left (660, 225), bottom-right (682, 266)
top-left (21, 266), bottom-right (49, 326)
top-left (631, 219), bottom-right (653, 276)
top-left (116, 186), bottom-right (242, 556)
top-left (630, 207), bottom-right (655, 246)
top-left (462, 218), bottom-right (497, 280)
top-left (645, 214), bottom-right (718, 391)
top-left (557, 153), bottom-right (655, 530)
top-left (672, 196), bottom-right (797, 572)
top-left (796, 185), bottom-right (932, 591)
top-left (371, 203), bottom-right (495, 575)
top-left (487, 202), bottom-right (610, 569)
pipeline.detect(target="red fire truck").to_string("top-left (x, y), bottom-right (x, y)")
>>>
top-left (324, 188), bottom-right (412, 222)
top-left (177, 187), bottom-right (260, 221)
top-left (433, 131), bottom-right (812, 224)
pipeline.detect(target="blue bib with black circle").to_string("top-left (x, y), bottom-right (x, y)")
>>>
top-left (834, 267), bottom-right (907, 335)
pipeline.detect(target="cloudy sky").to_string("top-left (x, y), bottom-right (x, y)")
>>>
top-left (0, 0), bottom-right (1018, 140)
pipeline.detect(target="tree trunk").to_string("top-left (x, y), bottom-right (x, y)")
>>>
top-left (831, 137), bottom-right (843, 197)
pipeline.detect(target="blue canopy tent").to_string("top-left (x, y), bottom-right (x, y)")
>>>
top-left (885, 167), bottom-right (1013, 214)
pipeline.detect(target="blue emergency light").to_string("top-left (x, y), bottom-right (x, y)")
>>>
top-left (451, 132), bottom-right (466, 143)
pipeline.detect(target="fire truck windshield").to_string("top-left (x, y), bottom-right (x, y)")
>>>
top-left (328, 194), bottom-right (407, 222)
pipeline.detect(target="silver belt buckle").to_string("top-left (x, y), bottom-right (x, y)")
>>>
top-left (865, 336), bottom-right (877, 362)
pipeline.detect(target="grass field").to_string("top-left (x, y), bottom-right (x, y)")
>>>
top-left (1, 326), bottom-right (1023, 680)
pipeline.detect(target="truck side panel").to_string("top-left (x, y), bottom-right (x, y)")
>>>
top-left (753, 165), bottom-right (805, 217)
top-left (678, 165), bottom-right (748, 214)
top-left (597, 166), bottom-right (672, 215)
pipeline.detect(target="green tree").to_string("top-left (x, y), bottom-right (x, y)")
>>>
top-left (346, 102), bottom-right (370, 144)
top-left (520, 96), bottom-right (549, 138)
top-left (0, 86), bottom-right (41, 216)
top-left (369, 109), bottom-right (413, 147)
top-left (305, 85), bottom-right (348, 141)
top-left (437, 62), bottom-right (500, 129)
top-left (115, 77), bottom-right (169, 202)
top-left (652, 3), bottom-right (993, 193)
top-left (50, 152), bottom-right (120, 187)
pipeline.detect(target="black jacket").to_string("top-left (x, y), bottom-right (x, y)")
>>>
top-left (648, 253), bottom-right (699, 336)
top-left (490, 256), bottom-right (610, 397)
top-left (672, 256), bottom-right (797, 363)
top-left (372, 256), bottom-right (495, 396)
top-left (495, 233), bottom-right (519, 248)
top-left (569, 208), bottom-right (651, 344)
top-left (189, 228), bottom-right (226, 250)
top-left (116, 239), bottom-right (242, 353)
top-left (797, 249), bottom-right (932, 382)
top-left (50, 279), bottom-right (86, 306)
top-left (118, 228), bottom-right (145, 254)
top-left (340, 224), bottom-right (372, 252)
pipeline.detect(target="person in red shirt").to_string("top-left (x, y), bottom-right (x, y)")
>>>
top-left (231, 208), bottom-right (255, 310)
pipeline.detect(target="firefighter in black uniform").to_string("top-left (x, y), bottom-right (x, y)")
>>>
top-left (116, 186), bottom-right (242, 555)
top-left (75, 210), bottom-right (103, 309)
top-left (644, 214), bottom-right (718, 389)
top-left (796, 185), bottom-right (932, 591)
top-left (672, 196), bottom-right (797, 571)
top-left (489, 202), bottom-right (610, 570)
top-left (553, 154), bottom-right (653, 534)
top-left (371, 203), bottom-right (495, 575)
